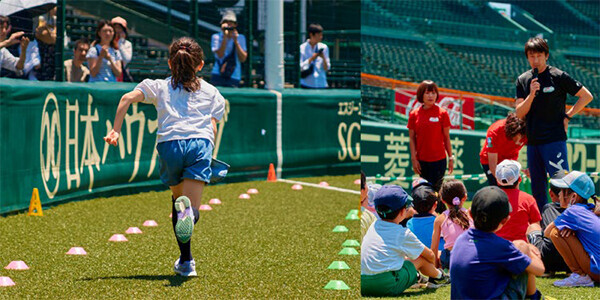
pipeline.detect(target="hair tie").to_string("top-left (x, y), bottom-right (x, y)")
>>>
top-left (452, 197), bottom-right (460, 206)
top-left (180, 46), bottom-right (189, 51)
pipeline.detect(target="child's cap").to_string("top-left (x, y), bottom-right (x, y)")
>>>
top-left (411, 185), bottom-right (436, 205)
top-left (472, 186), bottom-right (512, 227)
top-left (366, 182), bottom-right (382, 208)
top-left (549, 171), bottom-right (595, 199)
top-left (411, 177), bottom-right (432, 190)
top-left (374, 185), bottom-right (413, 214)
top-left (495, 160), bottom-right (521, 186)
top-left (549, 170), bottom-right (569, 189)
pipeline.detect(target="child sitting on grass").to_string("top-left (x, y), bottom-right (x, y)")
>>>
top-left (450, 186), bottom-right (545, 300)
top-left (545, 171), bottom-right (600, 287)
top-left (407, 181), bottom-right (445, 252)
top-left (361, 185), bottom-right (449, 297)
top-left (431, 179), bottom-right (472, 269)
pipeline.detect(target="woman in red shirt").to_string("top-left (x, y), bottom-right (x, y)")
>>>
top-left (479, 113), bottom-right (527, 186)
top-left (408, 80), bottom-right (454, 194)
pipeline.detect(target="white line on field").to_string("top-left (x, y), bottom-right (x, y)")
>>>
top-left (277, 179), bottom-right (360, 195)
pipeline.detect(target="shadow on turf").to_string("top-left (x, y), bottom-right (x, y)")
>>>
top-left (79, 274), bottom-right (193, 287)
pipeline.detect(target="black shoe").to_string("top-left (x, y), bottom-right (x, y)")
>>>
top-left (525, 289), bottom-right (543, 300)
top-left (427, 269), bottom-right (450, 288)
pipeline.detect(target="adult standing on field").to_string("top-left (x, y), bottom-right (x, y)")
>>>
top-left (480, 112), bottom-right (527, 186)
top-left (515, 37), bottom-right (594, 212)
top-left (408, 80), bottom-right (454, 193)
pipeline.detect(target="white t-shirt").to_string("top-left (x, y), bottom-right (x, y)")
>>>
top-left (361, 220), bottom-right (425, 275)
top-left (0, 47), bottom-right (22, 75)
top-left (135, 77), bottom-right (226, 145)
top-left (299, 40), bottom-right (330, 88)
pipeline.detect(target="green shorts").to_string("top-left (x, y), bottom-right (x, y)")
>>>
top-left (361, 260), bottom-right (418, 297)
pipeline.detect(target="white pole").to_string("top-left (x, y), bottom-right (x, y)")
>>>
top-left (265, 0), bottom-right (284, 91)
top-left (300, 0), bottom-right (307, 41)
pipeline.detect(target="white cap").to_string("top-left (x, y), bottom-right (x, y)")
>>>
top-left (367, 182), bottom-right (382, 208)
top-left (221, 10), bottom-right (237, 23)
top-left (495, 160), bottom-right (522, 186)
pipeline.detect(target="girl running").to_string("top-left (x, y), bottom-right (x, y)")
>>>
top-left (431, 179), bottom-right (473, 270)
top-left (104, 37), bottom-right (225, 277)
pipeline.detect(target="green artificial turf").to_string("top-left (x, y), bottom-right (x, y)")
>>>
top-left (0, 175), bottom-right (360, 298)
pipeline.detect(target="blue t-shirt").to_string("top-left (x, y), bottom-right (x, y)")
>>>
top-left (450, 228), bottom-right (531, 300)
top-left (211, 32), bottom-right (246, 81)
top-left (406, 214), bottom-right (444, 250)
top-left (554, 203), bottom-right (600, 275)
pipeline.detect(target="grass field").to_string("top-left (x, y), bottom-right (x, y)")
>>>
top-left (0, 175), bottom-right (360, 298)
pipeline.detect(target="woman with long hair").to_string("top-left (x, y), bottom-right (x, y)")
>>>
top-left (87, 20), bottom-right (122, 82)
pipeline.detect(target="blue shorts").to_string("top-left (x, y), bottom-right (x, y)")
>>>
top-left (156, 138), bottom-right (213, 186)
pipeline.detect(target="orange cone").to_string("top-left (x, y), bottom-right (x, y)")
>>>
top-left (267, 163), bottom-right (277, 182)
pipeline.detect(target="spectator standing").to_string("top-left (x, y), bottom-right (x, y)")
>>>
top-left (0, 15), bottom-right (28, 77)
top-left (35, 7), bottom-right (57, 81)
top-left (299, 23), bottom-right (330, 89)
top-left (87, 20), bottom-right (122, 82)
top-left (64, 38), bottom-right (90, 82)
top-left (211, 10), bottom-right (247, 87)
top-left (111, 16), bottom-right (133, 82)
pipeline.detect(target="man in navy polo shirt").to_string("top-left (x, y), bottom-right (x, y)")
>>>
top-left (515, 37), bottom-right (594, 212)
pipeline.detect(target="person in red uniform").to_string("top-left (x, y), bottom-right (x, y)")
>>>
top-left (480, 112), bottom-right (527, 186)
top-left (408, 80), bottom-right (454, 194)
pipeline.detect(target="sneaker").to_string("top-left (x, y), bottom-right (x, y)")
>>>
top-left (409, 272), bottom-right (429, 289)
top-left (427, 269), bottom-right (450, 288)
top-left (553, 273), bottom-right (594, 287)
top-left (525, 289), bottom-right (543, 300)
top-left (174, 258), bottom-right (197, 277)
top-left (174, 196), bottom-right (194, 243)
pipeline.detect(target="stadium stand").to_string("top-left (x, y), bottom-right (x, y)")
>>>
top-left (362, 0), bottom-right (600, 136)
top-left (60, 1), bottom-right (360, 87)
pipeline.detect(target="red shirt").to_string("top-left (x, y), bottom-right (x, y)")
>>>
top-left (407, 105), bottom-right (451, 162)
top-left (495, 188), bottom-right (541, 241)
top-left (479, 119), bottom-right (527, 165)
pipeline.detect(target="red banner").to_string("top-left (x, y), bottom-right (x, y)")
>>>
top-left (395, 89), bottom-right (475, 130)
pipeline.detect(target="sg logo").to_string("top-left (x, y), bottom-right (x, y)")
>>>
top-left (338, 122), bottom-right (360, 161)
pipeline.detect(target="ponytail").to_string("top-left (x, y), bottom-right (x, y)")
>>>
top-left (441, 179), bottom-right (470, 230)
top-left (168, 37), bottom-right (204, 92)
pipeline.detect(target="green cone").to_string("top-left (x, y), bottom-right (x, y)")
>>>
top-left (328, 261), bottom-right (350, 270)
top-left (323, 280), bottom-right (350, 290)
top-left (332, 225), bottom-right (349, 233)
top-left (342, 239), bottom-right (360, 247)
top-left (338, 247), bottom-right (359, 255)
top-left (345, 214), bottom-right (359, 220)
top-left (348, 209), bottom-right (359, 215)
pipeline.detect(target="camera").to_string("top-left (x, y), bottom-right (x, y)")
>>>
top-left (23, 32), bottom-right (34, 40)
top-left (223, 27), bottom-right (235, 31)
top-left (316, 48), bottom-right (324, 54)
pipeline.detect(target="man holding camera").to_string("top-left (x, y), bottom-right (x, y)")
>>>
top-left (299, 23), bottom-right (330, 89)
top-left (211, 10), bottom-right (247, 87)
top-left (0, 15), bottom-right (29, 78)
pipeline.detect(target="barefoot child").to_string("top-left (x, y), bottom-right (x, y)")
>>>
top-left (104, 37), bottom-right (225, 277)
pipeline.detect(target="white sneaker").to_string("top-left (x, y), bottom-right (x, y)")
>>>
top-left (174, 258), bottom-right (197, 277)
top-left (553, 273), bottom-right (594, 287)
